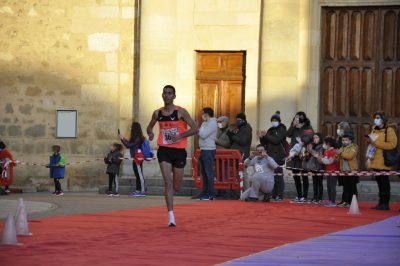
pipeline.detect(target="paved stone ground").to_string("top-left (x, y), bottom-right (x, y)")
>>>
top-left (0, 192), bottom-right (195, 220)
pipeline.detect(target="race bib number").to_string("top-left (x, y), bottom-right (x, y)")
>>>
top-left (162, 128), bottom-right (180, 145)
top-left (255, 164), bottom-right (264, 174)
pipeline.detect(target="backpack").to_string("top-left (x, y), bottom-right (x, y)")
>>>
top-left (141, 139), bottom-right (154, 159)
top-left (383, 128), bottom-right (400, 168)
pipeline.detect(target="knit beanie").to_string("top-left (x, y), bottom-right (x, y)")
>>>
top-left (236, 113), bottom-right (246, 121)
top-left (270, 111), bottom-right (281, 122)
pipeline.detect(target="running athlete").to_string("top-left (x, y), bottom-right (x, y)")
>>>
top-left (146, 85), bottom-right (199, 227)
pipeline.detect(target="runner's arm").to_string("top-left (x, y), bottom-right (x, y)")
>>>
top-left (146, 110), bottom-right (158, 141)
top-left (177, 108), bottom-right (199, 139)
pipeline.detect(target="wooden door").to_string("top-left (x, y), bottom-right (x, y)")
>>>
top-left (320, 6), bottom-right (400, 170)
top-left (195, 52), bottom-right (245, 127)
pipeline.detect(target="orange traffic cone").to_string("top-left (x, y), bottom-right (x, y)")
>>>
top-left (347, 194), bottom-right (361, 215)
top-left (1, 213), bottom-right (21, 245)
top-left (15, 198), bottom-right (32, 236)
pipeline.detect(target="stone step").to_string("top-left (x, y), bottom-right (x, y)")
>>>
top-left (98, 185), bottom-right (200, 197)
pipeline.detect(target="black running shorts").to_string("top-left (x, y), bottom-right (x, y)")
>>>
top-left (157, 146), bottom-right (187, 168)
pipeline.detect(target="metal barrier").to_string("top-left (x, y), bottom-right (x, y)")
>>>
top-left (192, 149), bottom-right (244, 192)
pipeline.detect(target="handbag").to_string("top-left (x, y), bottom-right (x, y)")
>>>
top-left (383, 127), bottom-right (400, 167)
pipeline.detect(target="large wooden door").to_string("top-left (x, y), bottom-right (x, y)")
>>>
top-left (196, 52), bottom-right (245, 126)
top-left (320, 6), bottom-right (400, 169)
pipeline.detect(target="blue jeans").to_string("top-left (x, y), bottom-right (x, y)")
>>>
top-left (200, 149), bottom-right (216, 197)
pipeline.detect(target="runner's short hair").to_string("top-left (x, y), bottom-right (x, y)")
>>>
top-left (163, 85), bottom-right (176, 95)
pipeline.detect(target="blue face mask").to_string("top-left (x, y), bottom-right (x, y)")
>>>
top-left (236, 121), bottom-right (244, 127)
top-left (374, 118), bottom-right (382, 127)
top-left (271, 121), bottom-right (280, 128)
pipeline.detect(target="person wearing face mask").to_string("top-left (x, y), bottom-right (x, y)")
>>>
top-left (367, 111), bottom-right (398, 211)
top-left (335, 121), bottom-right (353, 205)
top-left (286, 111), bottom-right (314, 203)
top-left (0, 141), bottom-right (15, 195)
top-left (336, 132), bottom-right (359, 208)
top-left (198, 107), bottom-right (218, 201)
top-left (215, 116), bottom-right (231, 149)
top-left (227, 113), bottom-right (253, 159)
top-left (258, 111), bottom-right (287, 201)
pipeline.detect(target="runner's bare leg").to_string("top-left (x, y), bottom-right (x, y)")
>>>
top-left (172, 167), bottom-right (184, 192)
top-left (159, 161), bottom-right (174, 211)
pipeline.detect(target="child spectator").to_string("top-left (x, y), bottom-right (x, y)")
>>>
top-left (120, 122), bottom-right (147, 197)
top-left (104, 143), bottom-right (123, 196)
top-left (319, 137), bottom-right (339, 207)
top-left (305, 133), bottom-right (324, 204)
top-left (47, 145), bottom-right (66, 196)
top-left (0, 141), bottom-right (14, 194)
top-left (241, 144), bottom-right (279, 202)
top-left (337, 132), bottom-right (359, 208)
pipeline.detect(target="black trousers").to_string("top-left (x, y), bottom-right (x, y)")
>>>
top-left (293, 171), bottom-right (309, 199)
top-left (108, 173), bottom-right (116, 192)
top-left (312, 175), bottom-right (323, 201)
top-left (132, 163), bottom-right (144, 191)
top-left (54, 179), bottom-right (62, 192)
top-left (342, 176), bottom-right (358, 204)
top-left (272, 167), bottom-right (284, 198)
top-left (374, 172), bottom-right (391, 205)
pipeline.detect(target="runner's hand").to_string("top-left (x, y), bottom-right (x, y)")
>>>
top-left (171, 133), bottom-right (181, 142)
top-left (148, 132), bottom-right (154, 141)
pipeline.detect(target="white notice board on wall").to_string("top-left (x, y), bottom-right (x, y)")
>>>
top-left (56, 110), bottom-right (77, 138)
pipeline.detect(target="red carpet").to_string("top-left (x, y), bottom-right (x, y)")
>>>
top-left (1, 201), bottom-right (399, 266)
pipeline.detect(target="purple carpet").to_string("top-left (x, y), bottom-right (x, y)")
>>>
top-left (222, 215), bottom-right (400, 266)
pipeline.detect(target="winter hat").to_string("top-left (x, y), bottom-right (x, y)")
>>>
top-left (270, 111), bottom-right (281, 122)
top-left (343, 131), bottom-right (355, 141)
top-left (236, 113), bottom-right (246, 121)
top-left (217, 116), bottom-right (229, 123)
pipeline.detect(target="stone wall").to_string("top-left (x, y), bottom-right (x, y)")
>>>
top-left (0, 0), bottom-right (135, 191)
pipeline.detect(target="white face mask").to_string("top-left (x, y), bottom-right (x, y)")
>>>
top-left (217, 122), bottom-right (224, 129)
top-left (336, 129), bottom-right (344, 136)
top-left (322, 144), bottom-right (327, 150)
top-left (374, 118), bottom-right (382, 127)
top-left (271, 121), bottom-right (280, 128)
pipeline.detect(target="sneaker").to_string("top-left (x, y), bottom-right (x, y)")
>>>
top-left (5, 189), bottom-right (10, 193)
top-left (56, 191), bottom-right (64, 196)
top-left (129, 191), bottom-right (141, 196)
top-left (337, 202), bottom-right (349, 208)
top-left (113, 193), bottom-right (120, 197)
top-left (313, 200), bottom-right (320, 205)
top-left (199, 195), bottom-right (210, 201)
top-left (272, 196), bottom-right (283, 202)
top-left (298, 197), bottom-right (305, 203)
top-left (132, 192), bottom-right (146, 197)
top-left (324, 202), bottom-right (336, 207)
top-left (245, 197), bottom-right (258, 202)
top-left (52, 191), bottom-right (57, 196)
top-left (168, 222), bottom-right (176, 227)
top-left (377, 204), bottom-right (390, 211)
top-left (106, 191), bottom-right (113, 196)
top-left (290, 197), bottom-right (300, 203)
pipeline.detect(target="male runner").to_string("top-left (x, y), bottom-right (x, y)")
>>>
top-left (146, 85), bottom-right (198, 227)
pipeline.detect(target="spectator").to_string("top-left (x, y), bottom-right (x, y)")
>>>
top-left (287, 111), bottom-right (314, 203)
top-left (319, 136), bottom-right (340, 207)
top-left (47, 145), bottom-right (66, 196)
top-left (304, 133), bottom-right (325, 204)
top-left (240, 144), bottom-right (279, 202)
top-left (259, 111), bottom-right (287, 201)
top-left (228, 113), bottom-right (252, 159)
top-left (335, 121), bottom-right (354, 205)
top-left (337, 132), bottom-right (358, 208)
top-left (216, 116), bottom-right (231, 149)
top-left (367, 111), bottom-right (398, 211)
top-left (198, 107), bottom-right (218, 200)
top-left (104, 143), bottom-right (123, 196)
top-left (120, 122), bottom-right (147, 197)
top-left (0, 141), bottom-right (14, 195)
